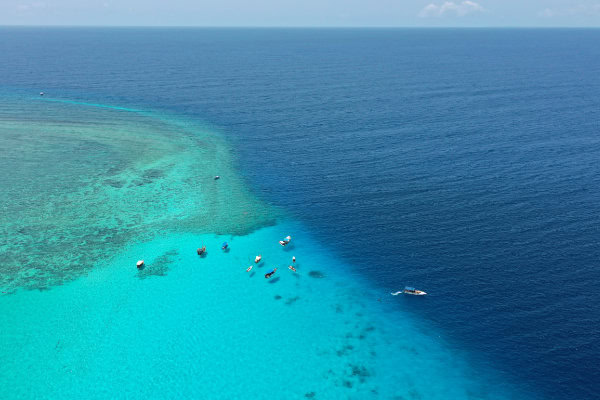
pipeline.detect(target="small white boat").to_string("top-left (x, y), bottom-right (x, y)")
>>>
top-left (136, 260), bottom-right (145, 269)
top-left (391, 286), bottom-right (427, 296)
top-left (403, 286), bottom-right (427, 296)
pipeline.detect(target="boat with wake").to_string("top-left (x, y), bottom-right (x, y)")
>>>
top-left (391, 286), bottom-right (427, 296)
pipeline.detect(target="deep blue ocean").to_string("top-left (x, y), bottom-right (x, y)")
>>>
top-left (1, 28), bottom-right (600, 399)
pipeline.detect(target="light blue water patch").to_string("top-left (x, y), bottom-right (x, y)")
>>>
top-left (1, 221), bottom-right (530, 400)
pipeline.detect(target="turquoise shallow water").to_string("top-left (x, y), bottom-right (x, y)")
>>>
top-left (1, 220), bottom-right (525, 400)
top-left (0, 98), bottom-right (533, 399)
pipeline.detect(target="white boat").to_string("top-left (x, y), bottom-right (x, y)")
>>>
top-left (403, 286), bottom-right (427, 296)
top-left (391, 286), bottom-right (427, 296)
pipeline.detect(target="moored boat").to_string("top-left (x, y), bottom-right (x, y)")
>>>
top-left (265, 268), bottom-right (277, 278)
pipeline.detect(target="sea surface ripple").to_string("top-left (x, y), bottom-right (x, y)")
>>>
top-left (1, 28), bottom-right (599, 399)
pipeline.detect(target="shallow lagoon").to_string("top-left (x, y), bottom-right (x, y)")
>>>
top-left (1, 222), bottom-right (525, 400)
top-left (0, 98), bottom-right (275, 292)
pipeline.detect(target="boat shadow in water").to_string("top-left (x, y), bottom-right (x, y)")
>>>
top-left (268, 277), bottom-right (281, 284)
top-left (282, 243), bottom-right (295, 251)
top-left (308, 270), bottom-right (325, 279)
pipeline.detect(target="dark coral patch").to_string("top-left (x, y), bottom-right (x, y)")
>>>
top-left (336, 345), bottom-right (354, 357)
top-left (143, 168), bottom-right (164, 179)
top-left (274, 295), bottom-right (282, 300)
top-left (349, 364), bottom-right (370, 382)
top-left (308, 270), bottom-right (325, 278)
top-left (104, 179), bottom-right (124, 188)
top-left (137, 249), bottom-right (179, 279)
